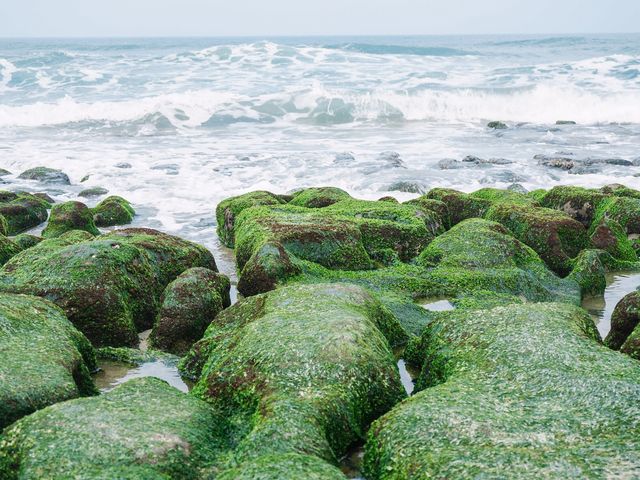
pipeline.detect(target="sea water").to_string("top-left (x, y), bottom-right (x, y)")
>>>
top-left (1, 35), bottom-right (640, 276)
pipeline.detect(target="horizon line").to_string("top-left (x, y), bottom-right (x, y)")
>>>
top-left (1, 31), bottom-right (639, 40)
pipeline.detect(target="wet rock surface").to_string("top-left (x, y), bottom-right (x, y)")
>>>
top-left (3, 182), bottom-right (640, 479)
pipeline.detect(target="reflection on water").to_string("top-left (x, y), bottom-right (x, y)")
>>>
top-left (418, 297), bottom-right (455, 312)
top-left (94, 359), bottom-right (191, 393)
top-left (581, 272), bottom-right (640, 338)
top-left (339, 444), bottom-right (365, 480)
top-left (397, 359), bottom-right (416, 396)
top-left (93, 329), bottom-right (191, 393)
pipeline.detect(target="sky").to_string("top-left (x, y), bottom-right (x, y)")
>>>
top-left (1, 0), bottom-right (639, 37)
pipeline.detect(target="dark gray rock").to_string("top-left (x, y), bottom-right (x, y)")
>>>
top-left (556, 120), bottom-right (577, 125)
top-left (535, 154), bottom-right (575, 170)
top-left (437, 158), bottom-right (465, 170)
top-left (115, 162), bottom-right (132, 169)
top-left (333, 152), bottom-right (355, 165)
top-left (507, 183), bottom-right (529, 194)
top-left (487, 121), bottom-right (507, 129)
top-left (78, 187), bottom-right (109, 198)
top-left (18, 167), bottom-right (70, 185)
top-left (386, 181), bottom-right (426, 194)
top-left (378, 151), bottom-right (405, 168)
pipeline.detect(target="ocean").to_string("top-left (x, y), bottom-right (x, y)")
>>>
top-left (1, 34), bottom-right (640, 275)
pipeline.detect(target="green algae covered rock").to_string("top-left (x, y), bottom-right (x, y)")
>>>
top-left (424, 188), bottom-right (491, 226)
top-left (0, 236), bottom-right (20, 266)
top-left (0, 378), bottom-right (230, 479)
top-left (538, 185), bottom-right (607, 226)
top-left (92, 195), bottom-right (135, 227)
top-left (0, 228), bottom-right (217, 347)
top-left (41, 200), bottom-right (100, 238)
top-left (592, 196), bottom-right (640, 235)
top-left (17, 166), bottom-right (70, 185)
top-left (288, 186), bottom-right (351, 208)
top-left (469, 187), bottom-right (538, 207)
top-left (10, 233), bottom-right (42, 251)
top-left (589, 216), bottom-right (637, 261)
top-left (416, 218), bottom-right (578, 304)
top-left (230, 194), bottom-right (443, 297)
top-left (216, 190), bottom-right (286, 247)
top-left (485, 203), bottom-right (589, 276)
top-left (605, 290), bottom-right (640, 360)
top-left (182, 283), bottom-right (405, 474)
top-left (364, 302), bottom-right (640, 479)
top-left (0, 191), bottom-right (49, 235)
top-left (0, 293), bottom-right (97, 429)
top-left (150, 267), bottom-right (231, 355)
top-left (216, 453), bottom-right (347, 480)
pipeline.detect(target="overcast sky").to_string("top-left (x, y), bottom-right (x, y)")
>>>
top-left (1, 0), bottom-right (639, 37)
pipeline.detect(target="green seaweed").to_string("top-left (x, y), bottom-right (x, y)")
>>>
top-left (364, 302), bottom-right (640, 479)
top-left (150, 267), bottom-right (231, 355)
top-left (42, 200), bottom-right (100, 238)
top-left (0, 292), bottom-right (97, 429)
top-left (92, 195), bottom-right (135, 227)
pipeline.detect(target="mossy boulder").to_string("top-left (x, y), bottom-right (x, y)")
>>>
top-left (485, 203), bottom-right (589, 276)
top-left (592, 196), bottom-right (640, 235)
top-left (470, 187), bottom-right (538, 207)
top-left (181, 283), bottom-right (405, 473)
top-left (0, 228), bottom-right (217, 347)
top-left (605, 290), bottom-right (640, 359)
top-left (0, 378), bottom-right (230, 479)
top-left (600, 183), bottom-right (640, 199)
top-left (538, 185), bottom-right (607, 226)
top-left (0, 191), bottom-right (49, 235)
top-left (150, 267), bottom-right (231, 355)
top-left (216, 191), bottom-right (286, 247)
top-left (589, 217), bottom-right (637, 261)
top-left (92, 195), bottom-right (135, 227)
top-left (41, 201), bottom-right (100, 238)
top-left (10, 233), bottom-right (42, 251)
top-left (232, 197), bottom-right (443, 296)
top-left (0, 293), bottom-right (97, 429)
top-left (78, 186), bottom-right (108, 198)
top-left (364, 303), bottom-right (640, 479)
top-left (416, 218), bottom-right (578, 304)
top-left (288, 187), bottom-right (351, 208)
top-left (0, 236), bottom-right (20, 266)
top-left (17, 166), bottom-right (70, 184)
top-left (424, 188), bottom-right (492, 226)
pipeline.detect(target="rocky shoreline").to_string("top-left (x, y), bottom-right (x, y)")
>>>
top-left (0, 167), bottom-right (640, 478)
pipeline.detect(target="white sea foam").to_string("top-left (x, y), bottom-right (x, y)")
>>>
top-left (0, 58), bottom-right (17, 91)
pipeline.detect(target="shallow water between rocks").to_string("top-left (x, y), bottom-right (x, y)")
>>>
top-left (582, 272), bottom-right (640, 339)
top-left (92, 329), bottom-right (192, 393)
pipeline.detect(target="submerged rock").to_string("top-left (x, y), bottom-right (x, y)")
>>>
top-left (42, 201), bottom-right (100, 238)
top-left (114, 162), bottom-right (132, 169)
top-left (181, 283), bottom-right (405, 474)
top-left (17, 166), bottom-right (70, 185)
top-left (150, 267), bottom-right (231, 355)
top-left (364, 302), bottom-right (640, 479)
top-left (92, 195), bottom-right (135, 227)
top-left (487, 120), bottom-right (507, 129)
top-left (385, 180), bottom-right (426, 194)
top-left (78, 186), bottom-right (109, 198)
top-left (0, 378), bottom-right (226, 479)
top-left (0, 228), bottom-right (217, 347)
top-left (0, 292), bottom-right (97, 429)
